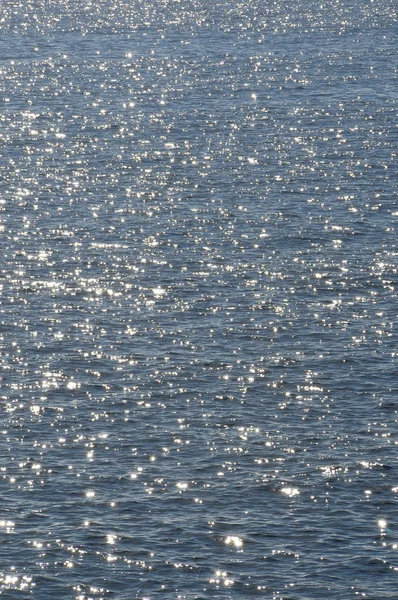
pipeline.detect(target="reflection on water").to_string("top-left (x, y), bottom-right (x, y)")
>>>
top-left (1, 0), bottom-right (398, 597)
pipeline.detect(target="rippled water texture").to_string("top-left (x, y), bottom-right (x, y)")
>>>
top-left (1, 0), bottom-right (398, 598)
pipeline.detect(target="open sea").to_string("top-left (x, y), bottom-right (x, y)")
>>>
top-left (0, 0), bottom-right (397, 598)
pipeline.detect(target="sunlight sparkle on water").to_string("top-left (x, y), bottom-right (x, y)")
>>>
top-left (225, 535), bottom-right (243, 549)
top-left (176, 482), bottom-right (189, 490)
top-left (106, 535), bottom-right (117, 545)
top-left (210, 570), bottom-right (234, 587)
top-left (1, 0), bottom-right (397, 597)
top-left (281, 487), bottom-right (300, 497)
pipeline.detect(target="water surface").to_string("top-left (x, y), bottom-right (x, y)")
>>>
top-left (1, 0), bottom-right (398, 598)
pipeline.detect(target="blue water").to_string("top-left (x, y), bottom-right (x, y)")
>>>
top-left (0, 1), bottom-right (397, 598)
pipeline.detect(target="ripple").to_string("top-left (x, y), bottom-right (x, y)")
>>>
top-left (1, 0), bottom-right (398, 598)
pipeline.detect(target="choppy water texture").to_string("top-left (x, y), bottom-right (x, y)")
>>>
top-left (1, 1), bottom-right (398, 598)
